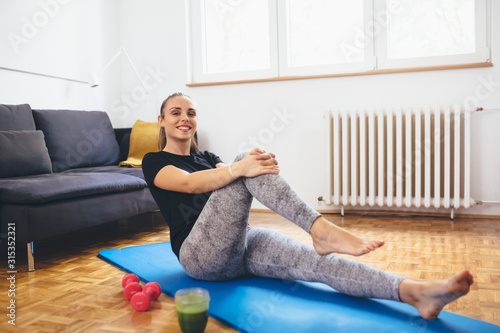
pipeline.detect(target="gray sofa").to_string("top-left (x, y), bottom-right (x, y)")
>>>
top-left (0, 104), bottom-right (159, 271)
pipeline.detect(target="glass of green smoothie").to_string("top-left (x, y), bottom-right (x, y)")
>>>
top-left (175, 288), bottom-right (210, 333)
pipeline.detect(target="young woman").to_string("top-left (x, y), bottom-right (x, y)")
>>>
top-left (142, 92), bottom-right (473, 320)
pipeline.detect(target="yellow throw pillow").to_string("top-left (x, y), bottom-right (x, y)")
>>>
top-left (119, 120), bottom-right (159, 168)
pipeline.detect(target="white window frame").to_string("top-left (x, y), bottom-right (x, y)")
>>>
top-left (375, 0), bottom-right (490, 70)
top-left (186, 0), bottom-right (492, 85)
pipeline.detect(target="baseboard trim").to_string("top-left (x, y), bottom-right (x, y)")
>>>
top-left (250, 208), bottom-right (500, 220)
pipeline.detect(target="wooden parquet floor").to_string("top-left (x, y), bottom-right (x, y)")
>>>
top-left (1, 211), bottom-right (499, 332)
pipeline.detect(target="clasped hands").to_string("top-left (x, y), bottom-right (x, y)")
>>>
top-left (249, 147), bottom-right (278, 166)
top-left (234, 148), bottom-right (280, 178)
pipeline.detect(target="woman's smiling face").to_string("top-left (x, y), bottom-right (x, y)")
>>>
top-left (159, 95), bottom-right (197, 144)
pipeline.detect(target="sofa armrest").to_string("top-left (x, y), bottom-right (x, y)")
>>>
top-left (114, 128), bottom-right (131, 162)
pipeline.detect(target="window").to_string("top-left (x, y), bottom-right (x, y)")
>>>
top-left (188, 0), bottom-right (278, 82)
top-left (204, 0), bottom-right (270, 73)
top-left (277, 0), bottom-right (375, 76)
top-left (376, 0), bottom-right (490, 68)
top-left (187, 0), bottom-right (491, 85)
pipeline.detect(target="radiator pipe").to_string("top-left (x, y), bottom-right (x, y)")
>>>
top-left (476, 200), bottom-right (500, 205)
top-left (476, 107), bottom-right (500, 112)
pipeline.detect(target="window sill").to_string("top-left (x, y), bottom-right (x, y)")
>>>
top-left (186, 62), bottom-right (493, 87)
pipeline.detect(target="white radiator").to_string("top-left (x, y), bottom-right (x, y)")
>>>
top-left (324, 106), bottom-right (473, 213)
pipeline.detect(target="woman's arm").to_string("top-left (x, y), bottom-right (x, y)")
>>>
top-left (153, 148), bottom-right (279, 194)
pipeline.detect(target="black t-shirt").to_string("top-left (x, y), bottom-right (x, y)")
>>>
top-left (142, 151), bottom-right (223, 258)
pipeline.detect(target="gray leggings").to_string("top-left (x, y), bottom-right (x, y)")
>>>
top-left (179, 154), bottom-right (404, 301)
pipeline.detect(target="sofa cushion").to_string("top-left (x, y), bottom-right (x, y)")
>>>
top-left (61, 165), bottom-right (146, 180)
top-left (0, 104), bottom-right (36, 130)
top-left (0, 172), bottom-right (147, 204)
top-left (33, 109), bottom-right (120, 172)
top-left (0, 130), bottom-right (52, 178)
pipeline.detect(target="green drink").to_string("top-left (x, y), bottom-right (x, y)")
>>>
top-left (175, 288), bottom-right (210, 333)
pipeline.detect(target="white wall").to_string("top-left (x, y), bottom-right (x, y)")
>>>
top-left (1, 0), bottom-right (499, 216)
top-left (119, 0), bottom-right (500, 216)
top-left (0, 0), bottom-right (121, 123)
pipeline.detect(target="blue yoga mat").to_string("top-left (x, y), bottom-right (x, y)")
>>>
top-left (98, 242), bottom-right (500, 333)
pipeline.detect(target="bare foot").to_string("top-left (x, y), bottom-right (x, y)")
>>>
top-left (309, 217), bottom-right (384, 256)
top-left (400, 270), bottom-right (474, 320)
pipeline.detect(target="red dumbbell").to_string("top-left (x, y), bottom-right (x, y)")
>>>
top-left (122, 274), bottom-right (143, 300)
top-left (130, 282), bottom-right (162, 312)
